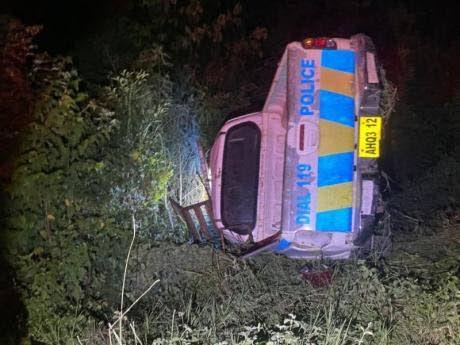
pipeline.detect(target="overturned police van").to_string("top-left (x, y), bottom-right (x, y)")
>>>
top-left (172, 34), bottom-right (384, 259)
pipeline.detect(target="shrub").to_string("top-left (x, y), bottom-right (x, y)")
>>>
top-left (2, 52), bottom-right (126, 343)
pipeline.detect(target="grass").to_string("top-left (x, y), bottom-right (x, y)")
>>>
top-left (77, 206), bottom-right (459, 344)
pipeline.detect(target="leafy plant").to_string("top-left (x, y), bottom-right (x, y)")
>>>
top-left (103, 70), bottom-right (173, 236)
top-left (3, 52), bottom-right (123, 343)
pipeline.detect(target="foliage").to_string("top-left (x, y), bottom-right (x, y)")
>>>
top-left (2, 49), bottom-right (126, 343)
top-left (0, 18), bottom-right (41, 344)
top-left (2, 39), bottom-right (208, 344)
top-left (74, 0), bottom-right (268, 139)
top-left (101, 67), bottom-right (210, 242)
top-left (0, 18), bottom-right (41, 183)
top-left (103, 69), bottom-right (174, 237)
top-left (74, 0), bottom-right (267, 98)
top-left (2, 4), bottom-right (269, 341)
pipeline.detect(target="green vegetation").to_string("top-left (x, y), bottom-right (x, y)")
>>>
top-left (0, 1), bottom-right (458, 344)
top-left (3, 52), bottom-right (124, 343)
top-left (1, 3), bottom-right (269, 342)
top-left (80, 226), bottom-right (459, 344)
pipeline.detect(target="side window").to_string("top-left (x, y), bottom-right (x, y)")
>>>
top-left (221, 122), bottom-right (261, 234)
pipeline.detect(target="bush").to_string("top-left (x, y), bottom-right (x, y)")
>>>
top-left (2, 51), bottom-right (126, 343)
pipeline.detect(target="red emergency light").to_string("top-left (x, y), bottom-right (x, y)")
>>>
top-left (302, 37), bottom-right (337, 50)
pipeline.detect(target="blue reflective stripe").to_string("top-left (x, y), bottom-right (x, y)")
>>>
top-left (319, 90), bottom-right (355, 128)
top-left (275, 239), bottom-right (291, 252)
top-left (318, 152), bottom-right (354, 187)
top-left (316, 207), bottom-right (352, 232)
top-left (321, 50), bottom-right (355, 74)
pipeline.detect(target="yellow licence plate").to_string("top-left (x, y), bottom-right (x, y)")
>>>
top-left (359, 116), bottom-right (382, 158)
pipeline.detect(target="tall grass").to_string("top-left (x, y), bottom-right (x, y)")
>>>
top-left (78, 213), bottom-right (459, 345)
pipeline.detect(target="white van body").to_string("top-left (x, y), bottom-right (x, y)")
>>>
top-left (209, 34), bottom-right (382, 259)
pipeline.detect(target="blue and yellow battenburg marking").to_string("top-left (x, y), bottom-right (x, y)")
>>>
top-left (316, 50), bottom-right (355, 232)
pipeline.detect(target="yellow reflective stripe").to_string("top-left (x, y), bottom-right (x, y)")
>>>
top-left (319, 119), bottom-right (354, 156)
top-left (317, 182), bottom-right (353, 212)
top-left (320, 67), bottom-right (354, 97)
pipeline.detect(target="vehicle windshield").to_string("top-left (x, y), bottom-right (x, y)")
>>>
top-left (221, 122), bottom-right (261, 234)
